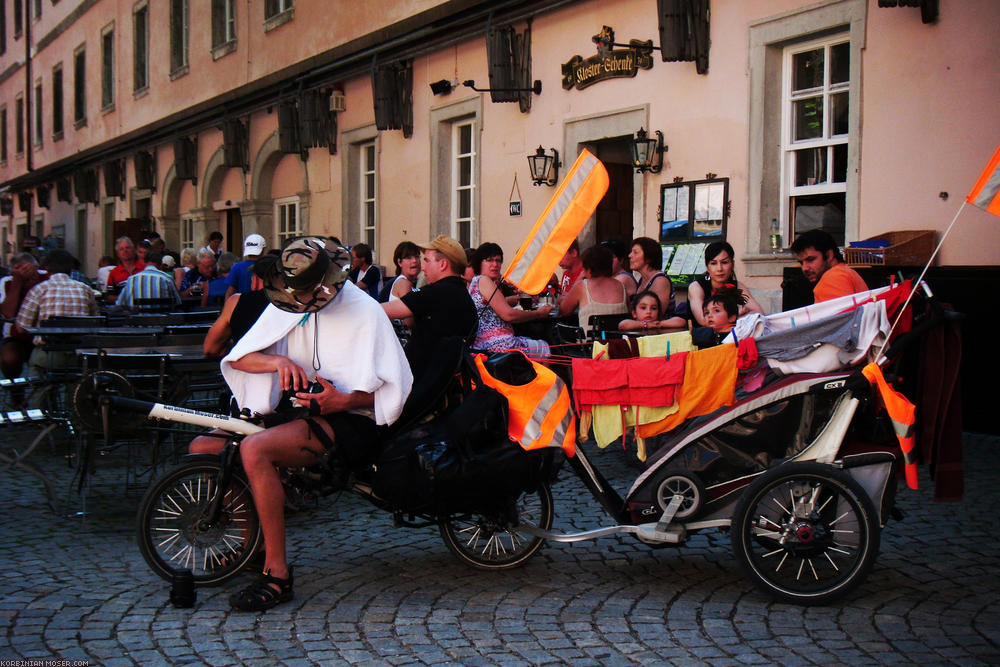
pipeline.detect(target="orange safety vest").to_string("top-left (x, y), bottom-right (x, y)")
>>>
top-left (862, 362), bottom-right (918, 490)
top-left (474, 354), bottom-right (577, 457)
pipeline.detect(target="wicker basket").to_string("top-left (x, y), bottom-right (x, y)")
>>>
top-left (843, 230), bottom-right (937, 267)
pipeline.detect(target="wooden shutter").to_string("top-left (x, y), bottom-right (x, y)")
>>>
top-left (277, 101), bottom-right (301, 154)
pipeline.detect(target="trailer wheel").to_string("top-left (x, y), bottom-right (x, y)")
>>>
top-left (731, 462), bottom-right (879, 605)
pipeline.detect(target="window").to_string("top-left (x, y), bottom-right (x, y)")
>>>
top-left (52, 64), bottom-right (63, 139)
top-left (1, 105), bottom-right (7, 163)
top-left (782, 36), bottom-right (850, 244)
top-left (1, 3), bottom-right (6, 55)
top-left (170, 0), bottom-right (188, 74)
top-left (32, 0), bottom-right (41, 21)
top-left (133, 4), bottom-right (148, 93)
top-left (745, 0), bottom-right (863, 267)
top-left (180, 216), bottom-right (195, 250)
top-left (360, 141), bottom-right (377, 248)
top-left (275, 196), bottom-right (301, 245)
top-left (33, 79), bottom-right (42, 147)
top-left (101, 26), bottom-right (114, 109)
top-left (73, 46), bottom-right (86, 126)
top-left (13, 0), bottom-right (22, 39)
top-left (451, 120), bottom-right (477, 248)
top-left (15, 93), bottom-right (24, 155)
top-left (265, 0), bottom-right (292, 20)
top-left (212, 0), bottom-right (237, 48)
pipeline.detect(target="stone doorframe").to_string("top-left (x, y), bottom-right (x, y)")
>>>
top-left (563, 104), bottom-right (649, 248)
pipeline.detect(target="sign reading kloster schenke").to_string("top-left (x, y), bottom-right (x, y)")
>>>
top-left (562, 26), bottom-right (654, 91)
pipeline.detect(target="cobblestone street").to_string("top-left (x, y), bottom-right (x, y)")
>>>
top-left (1, 432), bottom-right (998, 666)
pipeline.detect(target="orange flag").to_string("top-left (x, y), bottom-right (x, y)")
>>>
top-left (862, 362), bottom-right (918, 490)
top-left (504, 149), bottom-right (609, 295)
top-left (966, 144), bottom-right (1000, 216)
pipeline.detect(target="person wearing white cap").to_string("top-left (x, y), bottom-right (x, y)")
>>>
top-left (224, 233), bottom-right (267, 300)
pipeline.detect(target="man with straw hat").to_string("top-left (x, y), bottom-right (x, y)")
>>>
top-left (221, 236), bottom-right (412, 611)
top-left (381, 234), bottom-right (477, 379)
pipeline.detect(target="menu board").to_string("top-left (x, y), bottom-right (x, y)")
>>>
top-left (666, 243), bottom-right (707, 276)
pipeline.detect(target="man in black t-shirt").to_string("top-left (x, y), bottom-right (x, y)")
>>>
top-left (382, 235), bottom-right (477, 378)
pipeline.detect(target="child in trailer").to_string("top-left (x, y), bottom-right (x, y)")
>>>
top-left (694, 284), bottom-right (747, 347)
top-left (617, 290), bottom-right (686, 333)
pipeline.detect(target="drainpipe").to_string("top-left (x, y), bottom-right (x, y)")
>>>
top-left (23, 4), bottom-right (34, 236)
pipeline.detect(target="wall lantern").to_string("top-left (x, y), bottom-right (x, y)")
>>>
top-left (463, 79), bottom-right (543, 96)
top-left (527, 146), bottom-right (560, 186)
top-left (632, 127), bottom-right (666, 174)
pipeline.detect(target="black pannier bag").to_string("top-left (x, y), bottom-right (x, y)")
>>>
top-left (373, 351), bottom-right (560, 513)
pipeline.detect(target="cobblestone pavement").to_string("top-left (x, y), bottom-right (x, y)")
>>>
top-left (1, 430), bottom-right (997, 666)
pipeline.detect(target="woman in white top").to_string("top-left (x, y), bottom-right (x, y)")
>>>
top-left (558, 245), bottom-right (629, 330)
top-left (387, 241), bottom-right (421, 302)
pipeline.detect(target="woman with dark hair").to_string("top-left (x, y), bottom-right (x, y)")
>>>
top-left (629, 237), bottom-right (676, 318)
top-left (687, 241), bottom-right (764, 326)
top-left (557, 245), bottom-right (629, 329)
top-left (384, 241), bottom-right (421, 302)
top-left (600, 239), bottom-right (638, 299)
top-left (348, 242), bottom-right (381, 299)
top-left (468, 242), bottom-right (552, 356)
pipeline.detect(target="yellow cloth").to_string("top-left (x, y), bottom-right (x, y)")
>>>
top-left (587, 331), bottom-right (695, 456)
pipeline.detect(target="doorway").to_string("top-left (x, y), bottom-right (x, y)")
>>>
top-left (224, 209), bottom-right (243, 255)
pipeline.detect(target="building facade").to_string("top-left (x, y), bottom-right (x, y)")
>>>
top-left (1, 0), bottom-right (998, 310)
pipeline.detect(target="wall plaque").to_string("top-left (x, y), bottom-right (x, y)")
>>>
top-left (561, 26), bottom-right (654, 91)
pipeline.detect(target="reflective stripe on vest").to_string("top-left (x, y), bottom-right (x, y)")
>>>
top-left (474, 354), bottom-right (577, 457)
top-left (862, 362), bottom-right (918, 490)
top-left (503, 150), bottom-right (609, 295)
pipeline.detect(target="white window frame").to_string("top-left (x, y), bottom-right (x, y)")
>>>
top-left (274, 196), bottom-right (301, 246)
top-left (360, 140), bottom-right (377, 249)
top-left (744, 0), bottom-right (864, 273)
top-left (451, 119), bottom-right (477, 248)
top-left (780, 35), bottom-right (850, 239)
top-left (223, 0), bottom-right (237, 43)
top-left (100, 23), bottom-right (115, 111)
top-left (180, 215), bottom-right (195, 250)
top-left (33, 77), bottom-right (42, 147)
top-left (170, 0), bottom-right (189, 74)
top-left (133, 2), bottom-right (149, 94)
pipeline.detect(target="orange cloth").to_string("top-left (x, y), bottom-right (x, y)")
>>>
top-left (637, 344), bottom-right (739, 439)
top-left (813, 263), bottom-right (869, 303)
top-left (862, 361), bottom-right (918, 490)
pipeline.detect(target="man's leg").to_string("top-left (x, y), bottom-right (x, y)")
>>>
top-left (239, 418), bottom-right (334, 581)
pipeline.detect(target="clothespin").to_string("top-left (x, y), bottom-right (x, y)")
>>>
top-left (790, 316), bottom-right (796, 328)
top-left (665, 340), bottom-right (671, 360)
top-left (298, 313), bottom-right (311, 327)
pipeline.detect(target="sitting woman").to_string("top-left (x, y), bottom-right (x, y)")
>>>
top-left (600, 239), bottom-right (638, 300)
top-left (629, 236), bottom-right (678, 319)
top-left (557, 245), bottom-right (629, 333)
top-left (617, 290), bottom-right (684, 333)
top-left (468, 242), bottom-right (552, 356)
top-left (385, 241), bottom-right (421, 301)
top-left (687, 241), bottom-right (764, 326)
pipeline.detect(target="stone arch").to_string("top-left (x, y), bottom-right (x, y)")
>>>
top-left (202, 146), bottom-right (233, 208)
top-left (249, 131), bottom-right (308, 202)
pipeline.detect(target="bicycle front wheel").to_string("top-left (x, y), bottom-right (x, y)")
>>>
top-left (137, 458), bottom-right (261, 587)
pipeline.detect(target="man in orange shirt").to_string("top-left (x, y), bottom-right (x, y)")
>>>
top-left (791, 230), bottom-right (868, 303)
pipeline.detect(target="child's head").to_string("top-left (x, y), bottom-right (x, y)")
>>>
top-left (631, 290), bottom-right (661, 322)
top-left (703, 284), bottom-right (746, 330)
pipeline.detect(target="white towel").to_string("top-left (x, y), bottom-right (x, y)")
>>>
top-left (222, 281), bottom-right (412, 425)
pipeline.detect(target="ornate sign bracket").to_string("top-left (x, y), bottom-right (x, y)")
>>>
top-left (561, 26), bottom-right (654, 91)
